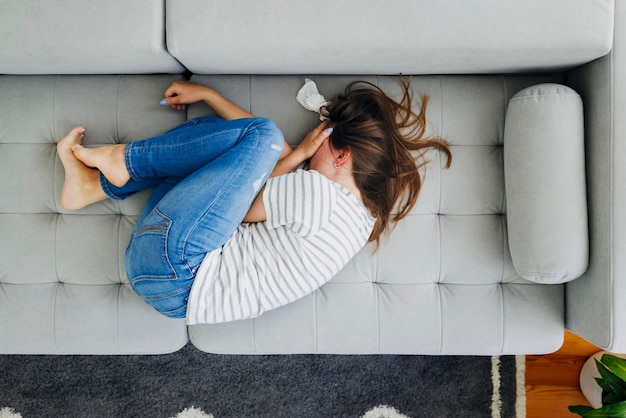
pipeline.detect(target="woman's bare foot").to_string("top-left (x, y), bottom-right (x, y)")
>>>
top-left (57, 127), bottom-right (108, 210)
top-left (71, 142), bottom-right (130, 188)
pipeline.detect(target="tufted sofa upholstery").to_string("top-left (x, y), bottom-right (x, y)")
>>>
top-left (0, 75), bottom-right (188, 354)
top-left (1, 0), bottom-right (624, 355)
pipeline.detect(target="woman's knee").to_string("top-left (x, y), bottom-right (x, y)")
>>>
top-left (248, 118), bottom-right (284, 152)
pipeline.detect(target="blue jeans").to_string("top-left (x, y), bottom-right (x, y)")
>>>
top-left (102, 116), bottom-right (284, 318)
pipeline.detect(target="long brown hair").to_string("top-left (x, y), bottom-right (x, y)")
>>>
top-left (322, 78), bottom-right (452, 248)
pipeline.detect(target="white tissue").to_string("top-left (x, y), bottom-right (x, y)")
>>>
top-left (296, 78), bottom-right (329, 120)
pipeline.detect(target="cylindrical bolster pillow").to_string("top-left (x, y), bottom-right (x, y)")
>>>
top-left (504, 84), bottom-right (588, 284)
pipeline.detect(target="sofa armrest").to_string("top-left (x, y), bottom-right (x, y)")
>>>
top-left (566, 1), bottom-right (626, 352)
top-left (504, 84), bottom-right (588, 284)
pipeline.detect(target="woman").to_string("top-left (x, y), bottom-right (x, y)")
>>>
top-left (57, 79), bottom-right (452, 324)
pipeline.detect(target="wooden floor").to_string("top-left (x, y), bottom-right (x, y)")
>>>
top-left (526, 331), bottom-right (601, 417)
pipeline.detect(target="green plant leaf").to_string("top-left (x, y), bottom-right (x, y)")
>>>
top-left (574, 400), bottom-right (626, 417)
top-left (569, 405), bottom-right (594, 416)
top-left (597, 377), bottom-right (614, 394)
top-left (602, 355), bottom-right (626, 382)
top-left (603, 391), bottom-right (626, 406)
top-left (596, 359), bottom-right (626, 400)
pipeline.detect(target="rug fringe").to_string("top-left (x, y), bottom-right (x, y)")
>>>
top-left (361, 405), bottom-right (411, 418)
top-left (0, 407), bottom-right (22, 418)
top-left (171, 406), bottom-right (214, 418)
top-left (515, 355), bottom-right (527, 418)
top-left (491, 356), bottom-right (503, 418)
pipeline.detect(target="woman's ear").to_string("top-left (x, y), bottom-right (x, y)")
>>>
top-left (336, 146), bottom-right (351, 166)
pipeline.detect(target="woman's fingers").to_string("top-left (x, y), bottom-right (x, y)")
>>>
top-left (297, 121), bottom-right (333, 159)
top-left (162, 80), bottom-right (194, 110)
top-left (164, 80), bottom-right (185, 99)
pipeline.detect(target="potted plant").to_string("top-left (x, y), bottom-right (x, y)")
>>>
top-left (569, 353), bottom-right (626, 417)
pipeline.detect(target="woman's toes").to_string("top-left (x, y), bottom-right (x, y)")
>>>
top-left (71, 144), bottom-right (130, 188)
top-left (57, 127), bottom-right (85, 151)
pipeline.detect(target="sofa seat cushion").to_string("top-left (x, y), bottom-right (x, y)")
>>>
top-left (187, 74), bottom-right (567, 355)
top-left (0, 75), bottom-right (188, 354)
top-left (0, 0), bottom-right (184, 75)
top-left (0, 74), bottom-right (570, 354)
top-left (166, 0), bottom-right (613, 75)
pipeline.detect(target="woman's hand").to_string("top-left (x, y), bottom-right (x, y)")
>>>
top-left (294, 121), bottom-right (333, 160)
top-left (269, 121), bottom-right (333, 178)
top-left (162, 80), bottom-right (212, 111)
top-left (162, 80), bottom-right (254, 120)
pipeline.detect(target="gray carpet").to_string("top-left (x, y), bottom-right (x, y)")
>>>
top-left (0, 344), bottom-right (520, 417)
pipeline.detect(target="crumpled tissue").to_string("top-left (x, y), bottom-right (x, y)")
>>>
top-left (296, 78), bottom-right (329, 120)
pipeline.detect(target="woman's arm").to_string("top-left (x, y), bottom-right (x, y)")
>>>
top-left (162, 80), bottom-right (253, 120)
top-left (243, 122), bottom-right (333, 223)
top-left (270, 121), bottom-right (332, 178)
top-left (163, 80), bottom-right (294, 155)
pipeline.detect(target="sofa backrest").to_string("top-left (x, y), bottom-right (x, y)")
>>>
top-left (166, 0), bottom-right (614, 75)
top-left (0, 0), bottom-right (184, 75)
top-left (1, 1), bottom-right (614, 76)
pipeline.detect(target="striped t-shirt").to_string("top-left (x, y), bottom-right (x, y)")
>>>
top-left (186, 169), bottom-right (376, 325)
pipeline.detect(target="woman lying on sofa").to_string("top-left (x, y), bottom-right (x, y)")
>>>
top-left (56, 79), bottom-right (451, 324)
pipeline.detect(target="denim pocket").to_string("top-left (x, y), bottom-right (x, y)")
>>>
top-left (126, 208), bottom-right (195, 317)
top-left (126, 208), bottom-right (178, 291)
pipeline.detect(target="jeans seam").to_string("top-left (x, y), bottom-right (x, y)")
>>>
top-left (99, 172), bottom-right (123, 200)
top-left (125, 143), bottom-right (142, 181)
top-left (137, 283), bottom-right (192, 301)
top-left (155, 207), bottom-right (178, 281)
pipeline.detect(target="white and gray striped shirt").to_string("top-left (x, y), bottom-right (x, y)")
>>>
top-left (186, 169), bottom-right (376, 325)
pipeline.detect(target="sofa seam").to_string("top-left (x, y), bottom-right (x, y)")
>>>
top-left (52, 151), bottom-right (60, 214)
top-left (53, 213), bottom-right (60, 283)
top-left (115, 284), bottom-right (121, 353)
top-left (375, 282), bottom-right (380, 354)
top-left (248, 75), bottom-right (252, 114)
top-left (502, 76), bottom-right (508, 113)
top-left (437, 67), bottom-right (443, 355)
top-left (52, 76), bottom-right (58, 144)
top-left (116, 75), bottom-right (122, 143)
top-left (501, 76), bottom-right (507, 145)
top-left (375, 229), bottom-right (380, 354)
top-left (515, 268), bottom-right (589, 277)
top-left (499, 59), bottom-right (507, 208)
top-left (500, 214), bottom-right (506, 285)
top-left (53, 213), bottom-right (61, 353)
top-left (508, 92), bottom-right (579, 103)
top-left (118, 215), bottom-right (125, 284)
top-left (52, 76), bottom-right (61, 214)
top-left (609, 50), bottom-right (615, 350)
top-left (252, 317), bottom-right (257, 353)
top-left (498, 283), bottom-right (505, 354)
top-left (437, 74), bottom-right (443, 282)
top-left (437, 282), bottom-right (443, 354)
top-left (53, 281), bottom-right (60, 353)
top-left (439, 75), bottom-right (444, 152)
top-left (313, 289), bottom-right (318, 353)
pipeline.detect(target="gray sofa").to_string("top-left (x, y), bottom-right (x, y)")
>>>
top-left (0, 0), bottom-right (621, 355)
